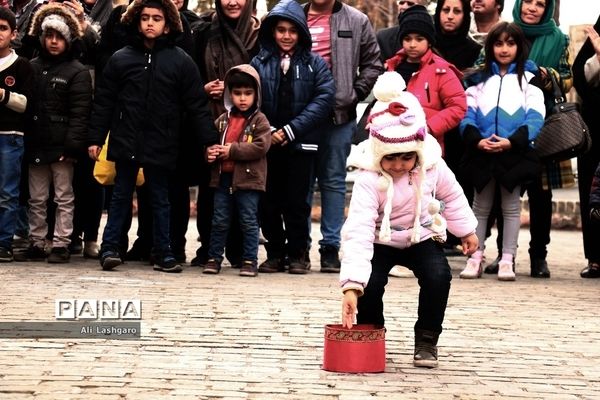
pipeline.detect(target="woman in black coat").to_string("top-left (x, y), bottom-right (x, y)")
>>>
top-left (573, 18), bottom-right (600, 278)
top-left (433, 0), bottom-right (483, 255)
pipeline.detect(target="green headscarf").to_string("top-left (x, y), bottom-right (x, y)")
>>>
top-left (512, 0), bottom-right (566, 68)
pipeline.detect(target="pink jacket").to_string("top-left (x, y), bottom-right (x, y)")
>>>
top-left (386, 49), bottom-right (467, 156)
top-left (340, 159), bottom-right (477, 293)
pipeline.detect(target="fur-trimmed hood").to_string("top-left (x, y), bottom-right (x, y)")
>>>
top-left (121, 0), bottom-right (183, 35)
top-left (28, 4), bottom-right (83, 43)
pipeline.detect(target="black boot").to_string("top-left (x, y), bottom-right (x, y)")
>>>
top-left (484, 255), bottom-right (501, 274)
top-left (414, 329), bottom-right (440, 368)
top-left (319, 245), bottom-right (340, 273)
top-left (530, 258), bottom-right (550, 278)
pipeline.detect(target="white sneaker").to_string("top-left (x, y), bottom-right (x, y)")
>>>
top-left (497, 260), bottom-right (516, 281)
top-left (389, 265), bottom-right (412, 277)
top-left (460, 258), bottom-right (482, 279)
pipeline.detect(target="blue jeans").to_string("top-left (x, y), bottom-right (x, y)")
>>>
top-left (101, 162), bottom-right (172, 256)
top-left (357, 240), bottom-right (452, 333)
top-left (208, 173), bottom-right (260, 263)
top-left (312, 120), bottom-right (355, 249)
top-left (0, 135), bottom-right (24, 249)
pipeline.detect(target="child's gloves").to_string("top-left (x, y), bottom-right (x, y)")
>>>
top-left (591, 207), bottom-right (600, 221)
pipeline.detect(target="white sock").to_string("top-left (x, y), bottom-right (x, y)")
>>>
top-left (470, 250), bottom-right (483, 262)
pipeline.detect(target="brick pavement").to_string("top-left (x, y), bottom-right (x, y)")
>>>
top-left (0, 220), bottom-right (599, 399)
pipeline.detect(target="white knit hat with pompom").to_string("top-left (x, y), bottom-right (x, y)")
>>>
top-left (366, 71), bottom-right (442, 243)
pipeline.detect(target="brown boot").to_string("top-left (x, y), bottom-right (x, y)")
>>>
top-left (413, 329), bottom-right (439, 368)
top-left (289, 253), bottom-right (310, 274)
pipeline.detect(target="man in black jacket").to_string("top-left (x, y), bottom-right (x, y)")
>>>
top-left (88, 0), bottom-right (218, 273)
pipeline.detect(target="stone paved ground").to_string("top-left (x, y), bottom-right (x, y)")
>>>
top-left (1, 220), bottom-right (599, 399)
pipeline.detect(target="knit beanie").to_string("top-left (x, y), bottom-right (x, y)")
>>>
top-left (41, 14), bottom-right (73, 44)
top-left (362, 71), bottom-right (443, 243)
top-left (397, 5), bottom-right (435, 45)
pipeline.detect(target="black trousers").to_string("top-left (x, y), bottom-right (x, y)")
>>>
top-left (357, 241), bottom-right (452, 333)
top-left (526, 176), bottom-right (552, 260)
top-left (260, 147), bottom-right (315, 260)
top-left (129, 169), bottom-right (190, 256)
top-left (71, 155), bottom-right (104, 243)
top-left (578, 148), bottom-right (600, 263)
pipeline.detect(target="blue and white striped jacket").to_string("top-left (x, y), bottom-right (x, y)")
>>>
top-left (460, 61), bottom-right (546, 146)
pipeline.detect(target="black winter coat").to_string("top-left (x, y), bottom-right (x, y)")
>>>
top-left (27, 54), bottom-right (92, 165)
top-left (88, 37), bottom-right (218, 170)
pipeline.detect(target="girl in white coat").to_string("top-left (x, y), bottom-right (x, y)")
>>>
top-left (340, 72), bottom-right (478, 368)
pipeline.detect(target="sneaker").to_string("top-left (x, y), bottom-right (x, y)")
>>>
top-left (239, 260), bottom-right (258, 277)
top-left (319, 245), bottom-right (340, 273)
top-left (289, 255), bottom-right (310, 275)
top-left (22, 245), bottom-right (48, 262)
top-left (498, 260), bottom-right (516, 281)
top-left (100, 250), bottom-right (122, 271)
top-left (414, 329), bottom-right (439, 368)
top-left (459, 258), bottom-right (482, 279)
top-left (580, 262), bottom-right (600, 278)
top-left (203, 259), bottom-right (221, 274)
top-left (258, 258), bottom-right (285, 273)
top-left (0, 247), bottom-right (13, 262)
top-left (48, 247), bottom-right (70, 263)
top-left (153, 255), bottom-right (183, 273)
top-left (389, 265), bottom-right (411, 277)
top-left (83, 241), bottom-right (100, 259)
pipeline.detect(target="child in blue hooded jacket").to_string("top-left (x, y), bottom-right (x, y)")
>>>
top-left (250, 0), bottom-right (335, 274)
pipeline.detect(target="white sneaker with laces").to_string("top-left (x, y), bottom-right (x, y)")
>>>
top-left (460, 258), bottom-right (482, 279)
top-left (497, 260), bottom-right (516, 281)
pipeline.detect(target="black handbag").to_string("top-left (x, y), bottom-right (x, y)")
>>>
top-left (534, 73), bottom-right (592, 161)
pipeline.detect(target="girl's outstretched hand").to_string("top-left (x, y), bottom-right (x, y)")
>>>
top-left (461, 233), bottom-right (479, 256)
top-left (342, 290), bottom-right (358, 329)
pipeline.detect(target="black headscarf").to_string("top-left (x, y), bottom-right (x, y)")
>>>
top-left (433, 0), bottom-right (481, 71)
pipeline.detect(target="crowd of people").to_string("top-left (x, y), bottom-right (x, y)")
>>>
top-left (1, 0), bottom-right (599, 369)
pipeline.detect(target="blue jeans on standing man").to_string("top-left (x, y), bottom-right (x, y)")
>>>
top-left (0, 135), bottom-right (24, 250)
top-left (310, 120), bottom-right (355, 250)
top-left (208, 173), bottom-right (260, 264)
